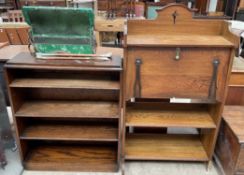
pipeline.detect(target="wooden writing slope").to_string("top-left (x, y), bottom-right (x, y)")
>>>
top-left (123, 4), bottom-right (238, 170)
top-left (4, 51), bottom-right (123, 172)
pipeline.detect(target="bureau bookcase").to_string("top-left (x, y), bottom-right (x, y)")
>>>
top-left (123, 4), bottom-right (239, 167)
top-left (5, 52), bottom-right (122, 172)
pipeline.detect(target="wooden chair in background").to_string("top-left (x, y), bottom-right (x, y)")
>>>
top-left (7, 10), bottom-right (24, 22)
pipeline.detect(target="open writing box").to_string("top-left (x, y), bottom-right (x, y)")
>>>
top-left (22, 6), bottom-right (95, 56)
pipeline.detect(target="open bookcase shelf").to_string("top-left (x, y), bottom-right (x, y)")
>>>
top-left (123, 102), bottom-right (218, 161)
top-left (24, 143), bottom-right (118, 172)
top-left (10, 78), bottom-right (120, 90)
top-left (125, 134), bottom-right (209, 161)
top-left (126, 107), bottom-right (216, 129)
top-left (5, 53), bottom-right (122, 172)
top-left (15, 100), bottom-right (119, 119)
top-left (19, 120), bottom-right (118, 142)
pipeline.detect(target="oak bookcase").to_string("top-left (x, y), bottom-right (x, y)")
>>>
top-left (5, 52), bottom-right (122, 172)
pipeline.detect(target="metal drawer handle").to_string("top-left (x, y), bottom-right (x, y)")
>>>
top-left (208, 58), bottom-right (220, 100)
top-left (134, 58), bottom-right (142, 98)
top-left (175, 47), bottom-right (181, 60)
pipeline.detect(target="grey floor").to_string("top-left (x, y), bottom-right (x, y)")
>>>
top-left (0, 108), bottom-right (223, 175)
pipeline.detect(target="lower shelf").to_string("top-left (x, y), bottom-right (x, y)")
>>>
top-left (24, 144), bottom-right (118, 172)
top-left (125, 134), bottom-right (209, 161)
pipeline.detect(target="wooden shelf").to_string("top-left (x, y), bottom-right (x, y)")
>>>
top-left (15, 100), bottom-right (119, 118)
top-left (20, 123), bottom-right (118, 142)
top-left (125, 134), bottom-right (209, 161)
top-left (10, 78), bottom-right (120, 90)
top-left (126, 35), bottom-right (234, 48)
top-left (126, 108), bottom-right (216, 129)
top-left (24, 145), bottom-right (118, 172)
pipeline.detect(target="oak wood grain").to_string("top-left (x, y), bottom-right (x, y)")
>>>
top-left (127, 4), bottom-right (224, 36)
top-left (10, 78), bottom-right (120, 90)
top-left (20, 122), bottom-right (118, 142)
top-left (126, 108), bottom-right (216, 129)
top-left (237, 149), bottom-right (244, 172)
top-left (226, 87), bottom-right (244, 105)
top-left (6, 28), bottom-right (22, 44)
top-left (125, 134), bottom-right (208, 161)
top-left (6, 52), bottom-right (122, 71)
top-left (223, 106), bottom-right (244, 143)
top-left (229, 72), bottom-right (244, 87)
top-left (126, 35), bottom-right (234, 47)
top-left (123, 3), bottom-right (236, 165)
top-left (24, 144), bottom-right (118, 172)
top-left (0, 28), bottom-right (9, 44)
top-left (125, 47), bottom-right (230, 101)
top-left (216, 119), bottom-right (240, 175)
top-left (5, 46), bottom-right (123, 172)
top-left (15, 100), bottom-right (119, 118)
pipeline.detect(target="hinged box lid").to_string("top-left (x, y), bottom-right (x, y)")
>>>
top-left (22, 6), bottom-right (95, 54)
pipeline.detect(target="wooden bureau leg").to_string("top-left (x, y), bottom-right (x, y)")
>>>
top-left (206, 160), bottom-right (213, 172)
top-left (121, 161), bottom-right (125, 175)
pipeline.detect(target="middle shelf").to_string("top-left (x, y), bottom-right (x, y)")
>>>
top-left (126, 103), bottom-right (216, 129)
top-left (126, 108), bottom-right (216, 129)
top-left (10, 78), bottom-right (120, 90)
top-left (15, 100), bottom-right (119, 118)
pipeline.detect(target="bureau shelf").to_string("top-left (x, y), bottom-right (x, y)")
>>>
top-left (24, 144), bottom-right (118, 172)
top-left (126, 35), bottom-right (234, 47)
top-left (15, 100), bottom-right (119, 118)
top-left (126, 108), bottom-right (216, 129)
top-left (10, 78), bottom-right (120, 90)
top-left (20, 122), bottom-right (118, 142)
top-left (125, 134), bottom-right (209, 161)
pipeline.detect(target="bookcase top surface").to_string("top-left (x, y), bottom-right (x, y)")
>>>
top-left (5, 51), bottom-right (122, 71)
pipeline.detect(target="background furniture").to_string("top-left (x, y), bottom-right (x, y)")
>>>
top-left (0, 23), bottom-right (29, 45)
top-left (95, 16), bottom-right (125, 46)
top-left (18, 0), bottom-right (67, 8)
top-left (97, 0), bottom-right (127, 17)
top-left (68, 0), bottom-right (97, 15)
top-left (123, 4), bottom-right (238, 169)
top-left (0, 0), bottom-right (16, 11)
top-left (2, 10), bottom-right (24, 22)
top-left (0, 45), bottom-right (28, 106)
top-left (216, 106), bottom-right (244, 175)
top-left (146, 0), bottom-right (188, 19)
top-left (224, 0), bottom-right (239, 19)
top-left (226, 57), bottom-right (244, 105)
top-left (195, 0), bottom-right (210, 14)
top-left (5, 47), bottom-right (123, 172)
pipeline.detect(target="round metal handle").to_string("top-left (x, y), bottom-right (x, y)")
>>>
top-left (175, 47), bottom-right (181, 61)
